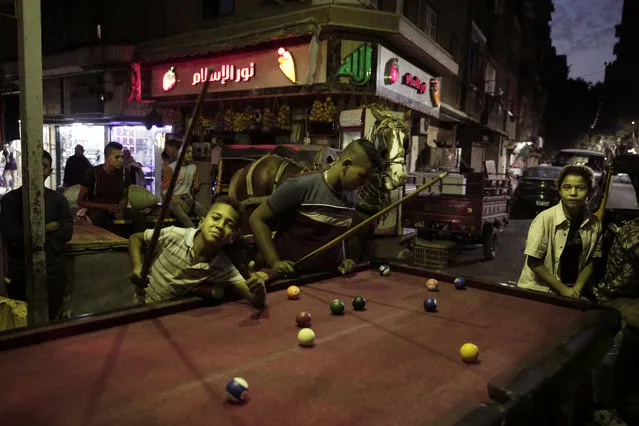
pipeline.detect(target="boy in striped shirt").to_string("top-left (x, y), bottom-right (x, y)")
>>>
top-left (129, 197), bottom-right (267, 307)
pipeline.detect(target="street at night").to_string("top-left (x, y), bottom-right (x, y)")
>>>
top-left (0, 1), bottom-right (638, 425)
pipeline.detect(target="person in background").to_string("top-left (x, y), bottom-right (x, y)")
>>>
top-left (0, 150), bottom-right (73, 321)
top-left (162, 139), bottom-right (182, 195)
top-left (77, 141), bottom-right (144, 233)
top-left (210, 137), bottom-right (223, 185)
top-left (517, 165), bottom-right (602, 297)
top-left (162, 146), bottom-right (207, 228)
top-left (129, 197), bottom-right (267, 308)
top-left (63, 144), bottom-right (92, 188)
top-left (122, 148), bottom-right (145, 187)
top-left (249, 139), bottom-right (382, 277)
top-left (2, 143), bottom-right (18, 191)
top-left (591, 191), bottom-right (639, 425)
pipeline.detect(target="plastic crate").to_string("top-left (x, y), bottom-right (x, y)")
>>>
top-left (412, 239), bottom-right (456, 270)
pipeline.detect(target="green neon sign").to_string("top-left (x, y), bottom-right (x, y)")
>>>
top-left (337, 43), bottom-right (372, 86)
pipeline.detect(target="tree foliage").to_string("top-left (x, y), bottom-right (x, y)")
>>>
top-left (543, 78), bottom-right (602, 152)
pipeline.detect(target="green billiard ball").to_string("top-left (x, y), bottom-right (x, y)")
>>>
top-left (330, 299), bottom-right (345, 315)
top-left (352, 296), bottom-right (367, 311)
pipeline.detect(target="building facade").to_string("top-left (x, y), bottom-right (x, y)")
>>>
top-left (0, 0), bottom-right (554, 187)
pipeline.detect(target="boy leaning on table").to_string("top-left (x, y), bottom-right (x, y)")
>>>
top-left (517, 165), bottom-right (602, 298)
top-left (128, 196), bottom-right (268, 308)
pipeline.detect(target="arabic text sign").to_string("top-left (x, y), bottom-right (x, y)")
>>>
top-left (150, 43), bottom-right (321, 98)
top-left (375, 45), bottom-right (441, 117)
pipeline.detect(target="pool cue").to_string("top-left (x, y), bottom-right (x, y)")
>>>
top-left (293, 171), bottom-right (450, 268)
top-left (139, 70), bottom-right (213, 282)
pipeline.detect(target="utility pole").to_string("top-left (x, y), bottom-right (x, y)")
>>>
top-left (17, 0), bottom-right (48, 324)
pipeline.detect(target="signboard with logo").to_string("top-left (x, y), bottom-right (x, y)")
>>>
top-left (150, 42), bottom-right (326, 98)
top-left (375, 45), bottom-right (441, 117)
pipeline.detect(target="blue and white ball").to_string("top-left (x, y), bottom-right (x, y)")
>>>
top-left (379, 265), bottom-right (391, 276)
top-left (454, 277), bottom-right (466, 290)
top-left (226, 377), bottom-right (249, 403)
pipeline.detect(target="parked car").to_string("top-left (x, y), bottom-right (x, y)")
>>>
top-left (511, 166), bottom-right (562, 214)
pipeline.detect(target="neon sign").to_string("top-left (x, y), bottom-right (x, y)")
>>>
top-left (430, 78), bottom-right (441, 107)
top-left (384, 58), bottom-right (399, 85)
top-left (338, 44), bottom-right (372, 86)
top-left (191, 63), bottom-right (256, 86)
top-left (162, 67), bottom-right (177, 92)
top-left (277, 47), bottom-right (297, 83)
top-left (402, 73), bottom-right (428, 95)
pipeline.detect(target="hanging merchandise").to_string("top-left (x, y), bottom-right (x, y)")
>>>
top-left (276, 104), bottom-right (292, 131)
top-left (310, 97), bottom-right (337, 123)
top-left (223, 110), bottom-right (236, 132)
top-left (262, 108), bottom-right (277, 132)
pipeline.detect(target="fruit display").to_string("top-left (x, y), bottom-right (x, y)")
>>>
top-left (276, 104), bottom-right (291, 131)
top-left (229, 107), bottom-right (254, 133)
top-left (310, 97), bottom-right (338, 123)
top-left (223, 110), bottom-right (235, 132)
top-left (262, 108), bottom-right (277, 132)
top-left (197, 114), bottom-right (213, 130)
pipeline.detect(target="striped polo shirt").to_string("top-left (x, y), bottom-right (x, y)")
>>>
top-left (143, 226), bottom-right (245, 303)
top-left (267, 171), bottom-right (357, 272)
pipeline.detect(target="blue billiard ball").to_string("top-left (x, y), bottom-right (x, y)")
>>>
top-left (423, 297), bottom-right (438, 312)
top-left (454, 277), bottom-right (466, 290)
top-left (226, 377), bottom-right (249, 403)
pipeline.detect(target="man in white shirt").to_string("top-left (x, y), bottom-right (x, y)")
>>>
top-left (518, 165), bottom-right (602, 297)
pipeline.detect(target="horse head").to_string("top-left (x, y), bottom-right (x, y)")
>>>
top-left (369, 107), bottom-right (410, 190)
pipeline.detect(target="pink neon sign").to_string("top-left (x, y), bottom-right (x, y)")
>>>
top-left (192, 63), bottom-right (256, 86)
top-left (162, 67), bottom-right (177, 92)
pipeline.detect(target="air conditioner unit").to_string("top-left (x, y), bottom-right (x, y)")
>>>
top-left (412, 117), bottom-right (429, 135)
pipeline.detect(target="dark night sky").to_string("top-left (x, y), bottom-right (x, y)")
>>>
top-left (551, 0), bottom-right (624, 83)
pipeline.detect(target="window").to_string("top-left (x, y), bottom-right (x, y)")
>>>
top-left (403, 1), bottom-right (437, 41)
top-left (484, 62), bottom-right (496, 95)
top-left (450, 35), bottom-right (459, 61)
top-left (422, 4), bottom-right (438, 40)
top-left (203, 0), bottom-right (234, 20)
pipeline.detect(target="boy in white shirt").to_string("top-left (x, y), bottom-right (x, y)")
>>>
top-left (518, 165), bottom-right (602, 297)
top-left (163, 145), bottom-right (208, 228)
top-left (129, 197), bottom-right (267, 308)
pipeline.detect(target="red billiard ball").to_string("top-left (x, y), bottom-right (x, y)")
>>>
top-left (296, 311), bottom-right (312, 328)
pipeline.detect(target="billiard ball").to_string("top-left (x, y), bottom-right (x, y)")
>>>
top-left (287, 285), bottom-right (301, 299)
top-left (297, 328), bottom-right (315, 347)
top-left (423, 297), bottom-right (438, 312)
top-left (379, 265), bottom-right (391, 276)
top-left (426, 278), bottom-right (439, 291)
top-left (330, 299), bottom-right (345, 315)
top-left (296, 311), bottom-right (312, 328)
top-left (454, 277), bottom-right (466, 290)
top-left (225, 377), bottom-right (249, 403)
top-left (460, 343), bottom-right (479, 363)
top-left (352, 296), bottom-right (367, 310)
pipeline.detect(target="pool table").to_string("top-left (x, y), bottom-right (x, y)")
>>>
top-left (0, 263), bottom-right (620, 425)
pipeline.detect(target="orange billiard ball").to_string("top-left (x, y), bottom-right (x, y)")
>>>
top-left (287, 286), bottom-right (301, 300)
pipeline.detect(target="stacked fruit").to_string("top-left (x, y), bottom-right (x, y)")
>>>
top-left (276, 104), bottom-right (291, 131)
top-left (310, 97), bottom-right (337, 123)
top-left (223, 110), bottom-right (236, 132)
top-left (231, 107), bottom-right (254, 133)
top-left (197, 114), bottom-right (213, 130)
top-left (262, 108), bottom-right (277, 132)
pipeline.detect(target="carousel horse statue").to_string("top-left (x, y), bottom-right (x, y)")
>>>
top-left (228, 106), bottom-right (410, 266)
